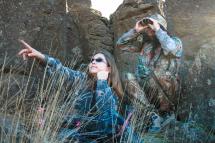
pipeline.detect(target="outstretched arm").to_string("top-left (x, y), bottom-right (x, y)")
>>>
top-left (18, 40), bottom-right (86, 82)
top-left (43, 55), bottom-right (86, 82)
top-left (18, 39), bottom-right (45, 62)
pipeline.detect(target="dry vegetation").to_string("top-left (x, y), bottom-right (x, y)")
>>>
top-left (0, 57), bottom-right (213, 143)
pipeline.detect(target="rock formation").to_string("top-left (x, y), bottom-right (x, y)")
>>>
top-left (0, 0), bottom-right (215, 142)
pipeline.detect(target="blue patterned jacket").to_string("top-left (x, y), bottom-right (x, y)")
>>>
top-left (43, 55), bottom-right (124, 135)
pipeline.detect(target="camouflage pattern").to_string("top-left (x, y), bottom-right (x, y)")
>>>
top-left (117, 27), bottom-right (183, 112)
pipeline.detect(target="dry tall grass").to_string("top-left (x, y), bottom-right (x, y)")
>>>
top-left (0, 56), bottom-right (88, 143)
top-left (0, 56), bottom-right (213, 143)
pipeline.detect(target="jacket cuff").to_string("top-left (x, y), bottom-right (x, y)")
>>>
top-left (155, 28), bottom-right (166, 39)
top-left (43, 54), bottom-right (50, 64)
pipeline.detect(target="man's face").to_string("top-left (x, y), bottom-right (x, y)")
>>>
top-left (144, 27), bottom-right (155, 38)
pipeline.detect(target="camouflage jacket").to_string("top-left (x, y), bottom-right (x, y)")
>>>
top-left (116, 28), bottom-right (183, 80)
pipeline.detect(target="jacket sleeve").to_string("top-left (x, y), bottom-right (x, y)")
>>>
top-left (95, 80), bottom-right (123, 125)
top-left (155, 29), bottom-right (183, 57)
top-left (116, 28), bottom-right (143, 52)
top-left (43, 55), bottom-right (86, 82)
top-left (116, 29), bottom-right (139, 45)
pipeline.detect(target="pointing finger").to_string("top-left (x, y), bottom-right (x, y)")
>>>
top-left (18, 39), bottom-right (33, 50)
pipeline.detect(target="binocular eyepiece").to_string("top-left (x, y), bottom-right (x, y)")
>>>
top-left (140, 18), bottom-right (153, 25)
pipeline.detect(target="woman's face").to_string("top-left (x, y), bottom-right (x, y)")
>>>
top-left (89, 53), bottom-right (110, 75)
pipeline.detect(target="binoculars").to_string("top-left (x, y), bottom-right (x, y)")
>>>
top-left (140, 18), bottom-right (153, 25)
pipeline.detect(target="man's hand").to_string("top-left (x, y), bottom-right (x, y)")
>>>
top-left (147, 18), bottom-right (160, 31)
top-left (134, 20), bottom-right (148, 33)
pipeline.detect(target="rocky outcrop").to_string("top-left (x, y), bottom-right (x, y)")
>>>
top-left (67, 3), bottom-right (113, 59)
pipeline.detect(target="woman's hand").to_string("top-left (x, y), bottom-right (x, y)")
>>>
top-left (97, 71), bottom-right (109, 80)
top-left (18, 39), bottom-right (45, 62)
top-left (134, 20), bottom-right (148, 33)
top-left (37, 106), bottom-right (45, 128)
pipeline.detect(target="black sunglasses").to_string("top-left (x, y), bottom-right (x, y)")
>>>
top-left (90, 58), bottom-right (105, 63)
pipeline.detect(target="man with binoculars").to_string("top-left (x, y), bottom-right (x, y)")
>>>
top-left (116, 13), bottom-right (183, 132)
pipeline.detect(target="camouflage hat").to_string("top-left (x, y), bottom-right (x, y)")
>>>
top-left (147, 13), bottom-right (167, 30)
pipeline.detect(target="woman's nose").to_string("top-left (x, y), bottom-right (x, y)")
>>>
top-left (91, 60), bottom-right (96, 64)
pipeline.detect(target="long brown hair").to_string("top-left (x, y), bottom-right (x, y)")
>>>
top-left (89, 49), bottom-right (124, 99)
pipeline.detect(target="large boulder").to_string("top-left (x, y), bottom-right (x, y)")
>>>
top-left (0, 0), bottom-right (112, 70)
top-left (67, 3), bottom-right (113, 60)
top-left (0, 0), bottom-right (68, 67)
top-left (166, 0), bottom-right (215, 60)
top-left (178, 39), bottom-right (215, 131)
top-left (166, 0), bottom-right (215, 132)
